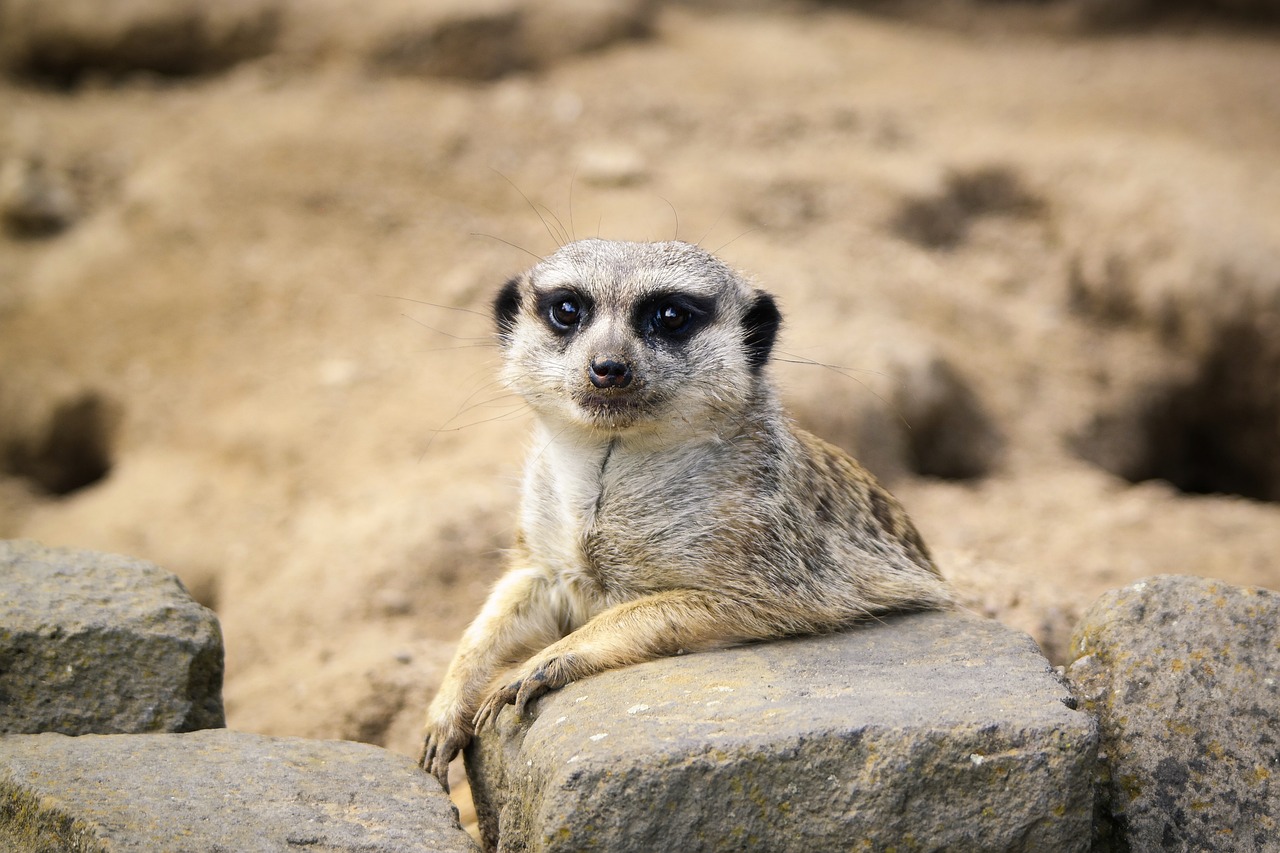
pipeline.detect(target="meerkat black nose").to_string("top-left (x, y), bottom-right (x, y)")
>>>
top-left (589, 356), bottom-right (633, 389)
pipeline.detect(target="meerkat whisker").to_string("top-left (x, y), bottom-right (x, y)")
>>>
top-left (378, 293), bottom-right (492, 321)
top-left (774, 351), bottom-right (911, 429)
top-left (711, 228), bottom-right (756, 256)
top-left (567, 164), bottom-right (580, 242)
top-left (534, 203), bottom-right (571, 247)
top-left (695, 210), bottom-right (725, 247)
top-left (423, 408), bottom-right (531, 435)
top-left (658, 195), bottom-right (680, 242)
top-left (470, 232), bottom-right (544, 262)
top-left (491, 169), bottom-right (565, 251)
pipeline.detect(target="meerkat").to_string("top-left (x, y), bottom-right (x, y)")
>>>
top-left (420, 239), bottom-right (952, 788)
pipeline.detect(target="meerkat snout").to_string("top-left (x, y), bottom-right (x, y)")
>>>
top-left (588, 355), bottom-right (633, 389)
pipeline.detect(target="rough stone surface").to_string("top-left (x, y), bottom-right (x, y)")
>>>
top-left (467, 610), bottom-right (1096, 852)
top-left (1068, 575), bottom-right (1280, 852)
top-left (0, 539), bottom-right (224, 735)
top-left (0, 729), bottom-right (480, 852)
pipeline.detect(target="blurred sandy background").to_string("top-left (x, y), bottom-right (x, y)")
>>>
top-left (2, 0), bottom-right (1278, 807)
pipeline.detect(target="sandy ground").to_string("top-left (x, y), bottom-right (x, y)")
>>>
top-left (3, 0), bottom-right (1279, 811)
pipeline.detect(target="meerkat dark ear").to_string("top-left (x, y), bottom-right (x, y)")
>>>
top-left (743, 291), bottom-right (781, 373)
top-left (494, 277), bottom-right (522, 344)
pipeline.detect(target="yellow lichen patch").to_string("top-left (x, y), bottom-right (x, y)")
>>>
top-left (1118, 774), bottom-right (1144, 802)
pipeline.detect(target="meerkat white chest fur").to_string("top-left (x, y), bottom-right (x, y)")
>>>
top-left (520, 421), bottom-right (741, 608)
top-left (420, 238), bottom-right (951, 788)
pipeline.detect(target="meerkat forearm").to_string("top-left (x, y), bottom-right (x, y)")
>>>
top-left (473, 589), bottom-right (796, 727)
top-left (421, 566), bottom-right (563, 786)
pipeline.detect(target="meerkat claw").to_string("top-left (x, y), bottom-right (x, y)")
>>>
top-left (473, 691), bottom-right (511, 730)
top-left (473, 666), bottom-right (556, 731)
top-left (419, 720), bottom-right (470, 792)
top-left (419, 734), bottom-right (437, 768)
top-left (420, 743), bottom-right (447, 792)
top-left (512, 669), bottom-right (553, 716)
top-left (419, 741), bottom-right (443, 787)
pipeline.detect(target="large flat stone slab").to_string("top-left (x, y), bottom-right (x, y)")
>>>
top-left (467, 610), bottom-right (1096, 852)
top-left (0, 539), bottom-right (224, 735)
top-left (1069, 575), bottom-right (1280, 851)
top-left (0, 729), bottom-right (479, 852)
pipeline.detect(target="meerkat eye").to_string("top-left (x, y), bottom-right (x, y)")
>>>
top-left (548, 296), bottom-right (583, 331)
top-left (654, 302), bottom-right (692, 335)
top-left (638, 294), bottom-right (712, 340)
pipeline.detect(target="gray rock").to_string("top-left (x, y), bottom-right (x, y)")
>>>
top-left (467, 610), bottom-right (1096, 852)
top-left (0, 540), bottom-right (224, 735)
top-left (1068, 575), bottom-right (1280, 852)
top-left (0, 729), bottom-right (480, 852)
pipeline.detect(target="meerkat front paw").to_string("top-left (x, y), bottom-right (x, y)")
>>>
top-left (419, 713), bottom-right (472, 791)
top-left (473, 652), bottom-right (580, 730)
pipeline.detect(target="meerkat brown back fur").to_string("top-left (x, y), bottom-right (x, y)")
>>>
top-left (420, 239), bottom-right (952, 786)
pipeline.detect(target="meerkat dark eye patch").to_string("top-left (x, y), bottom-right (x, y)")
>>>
top-left (537, 288), bottom-right (591, 336)
top-left (636, 293), bottom-right (715, 342)
top-left (494, 277), bottom-right (522, 344)
top-left (743, 292), bottom-right (781, 373)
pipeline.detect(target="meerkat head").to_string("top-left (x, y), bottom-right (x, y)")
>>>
top-left (493, 239), bottom-right (781, 436)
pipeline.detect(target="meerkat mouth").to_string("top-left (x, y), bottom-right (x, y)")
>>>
top-left (573, 389), bottom-right (658, 429)
top-left (578, 392), bottom-right (642, 416)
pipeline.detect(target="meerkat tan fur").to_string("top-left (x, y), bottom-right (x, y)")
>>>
top-left (420, 239), bottom-right (952, 787)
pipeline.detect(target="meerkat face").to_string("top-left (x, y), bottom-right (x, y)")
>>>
top-left (494, 240), bottom-right (781, 436)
